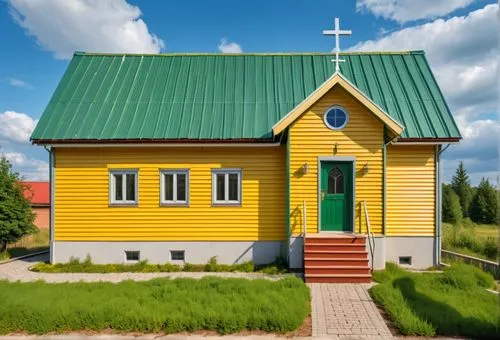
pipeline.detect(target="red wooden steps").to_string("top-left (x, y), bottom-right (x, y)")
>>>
top-left (304, 234), bottom-right (371, 283)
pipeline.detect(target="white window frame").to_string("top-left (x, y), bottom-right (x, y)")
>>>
top-left (212, 168), bottom-right (242, 206)
top-left (109, 169), bottom-right (138, 206)
top-left (160, 169), bottom-right (189, 206)
top-left (323, 105), bottom-right (349, 130)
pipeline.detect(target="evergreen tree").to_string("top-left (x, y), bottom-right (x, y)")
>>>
top-left (0, 157), bottom-right (36, 253)
top-left (470, 178), bottom-right (498, 224)
top-left (442, 184), bottom-right (463, 225)
top-left (451, 161), bottom-right (472, 218)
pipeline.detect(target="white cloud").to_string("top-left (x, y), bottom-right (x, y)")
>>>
top-left (218, 38), bottom-right (243, 53)
top-left (2, 152), bottom-right (49, 181)
top-left (350, 3), bottom-right (499, 185)
top-left (350, 4), bottom-right (499, 118)
top-left (356, 0), bottom-right (475, 23)
top-left (9, 0), bottom-right (165, 59)
top-left (0, 111), bottom-right (37, 144)
top-left (5, 77), bottom-right (33, 89)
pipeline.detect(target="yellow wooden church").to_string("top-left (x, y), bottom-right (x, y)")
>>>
top-left (31, 24), bottom-right (461, 282)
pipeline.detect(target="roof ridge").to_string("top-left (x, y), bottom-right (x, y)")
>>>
top-left (74, 51), bottom-right (425, 57)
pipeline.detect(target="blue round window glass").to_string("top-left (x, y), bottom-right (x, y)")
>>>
top-left (324, 106), bottom-right (348, 130)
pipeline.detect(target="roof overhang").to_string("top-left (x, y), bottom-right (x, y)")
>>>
top-left (272, 72), bottom-right (405, 137)
top-left (31, 138), bottom-right (282, 148)
top-left (391, 137), bottom-right (461, 145)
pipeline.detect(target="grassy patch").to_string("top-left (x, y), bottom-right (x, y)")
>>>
top-left (371, 262), bottom-right (498, 339)
top-left (32, 255), bottom-right (289, 274)
top-left (442, 222), bottom-right (498, 261)
top-left (0, 229), bottom-right (49, 260)
top-left (0, 276), bottom-right (309, 334)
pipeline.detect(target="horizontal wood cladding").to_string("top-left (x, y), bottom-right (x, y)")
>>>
top-left (289, 85), bottom-right (384, 234)
top-left (386, 145), bottom-right (436, 236)
top-left (54, 147), bottom-right (286, 241)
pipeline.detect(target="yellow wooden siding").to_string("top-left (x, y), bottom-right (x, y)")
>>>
top-left (386, 145), bottom-right (436, 236)
top-left (54, 147), bottom-right (286, 241)
top-left (289, 85), bottom-right (384, 234)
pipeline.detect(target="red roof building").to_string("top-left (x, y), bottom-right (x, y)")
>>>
top-left (21, 181), bottom-right (50, 229)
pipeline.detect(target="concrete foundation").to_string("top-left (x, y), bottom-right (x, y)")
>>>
top-left (53, 241), bottom-right (285, 265)
top-left (288, 236), bottom-right (304, 269)
top-left (385, 236), bottom-right (436, 269)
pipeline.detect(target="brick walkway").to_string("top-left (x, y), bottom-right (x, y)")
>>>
top-left (309, 283), bottom-right (393, 339)
top-left (0, 254), bottom-right (292, 283)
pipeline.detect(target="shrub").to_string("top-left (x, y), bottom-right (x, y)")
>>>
top-left (0, 277), bottom-right (310, 334)
top-left (370, 263), bottom-right (498, 339)
top-left (33, 256), bottom-right (286, 274)
top-left (442, 185), bottom-right (463, 225)
top-left (470, 178), bottom-right (498, 224)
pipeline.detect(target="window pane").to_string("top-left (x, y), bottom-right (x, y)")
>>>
top-left (114, 174), bottom-right (123, 201)
top-left (335, 174), bottom-right (344, 194)
top-left (228, 173), bottom-right (238, 201)
top-left (164, 174), bottom-right (174, 201)
top-left (216, 173), bottom-right (225, 201)
top-left (126, 174), bottom-right (136, 201)
top-left (177, 174), bottom-right (186, 201)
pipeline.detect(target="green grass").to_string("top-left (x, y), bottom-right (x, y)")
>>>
top-left (0, 276), bottom-right (309, 335)
top-left (0, 229), bottom-right (49, 261)
top-left (32, 255), bottom-right (289, 274)
top-left (371, 262), bottom-right (498, 339)
top-left (442, 222), bottom-right (498, 261)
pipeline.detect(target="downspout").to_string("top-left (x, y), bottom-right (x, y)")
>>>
top-left (285, 130), bottom-right (291, 265)
top-left (436, 144), bottom-right (450, 266)
top-left (44, 146), bottom-right (55, 264)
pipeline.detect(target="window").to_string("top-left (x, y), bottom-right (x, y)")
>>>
top-left (328, 167), bottom-right (344, 194)
top-left (110, 170), bottom-right (138, 205)
top-left (160, 170), bottom-right (189, 205)
top-left (212, 169), bottom-right (242, 205)
top-left (171, 250), bottom-right (185, 261)
top-left (324, 106), bottom-right (349, 130)
top-left (399, 256), bottom-right (412, 266)
top-left (125, 251), bottom-right (140, 262)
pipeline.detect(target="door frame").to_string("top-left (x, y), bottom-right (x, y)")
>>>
top-left (317, 156), bottom-right (356, 233)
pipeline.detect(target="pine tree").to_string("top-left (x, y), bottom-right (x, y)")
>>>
top-left (470, 178), bottom-right (498, 224)
top-left (451, 161), bottom-right (472, 218)
top-left (0, 157), bottom-right (36, 253)
top-left (442, 184), bottom-right (463, 225)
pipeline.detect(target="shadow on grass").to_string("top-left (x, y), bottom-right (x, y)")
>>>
top-left (393, 277), bottom-right (497, 339)
top-left (7, 246), bottom-right (49, 259)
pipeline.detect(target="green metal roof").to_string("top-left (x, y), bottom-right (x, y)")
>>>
top-left (31, 51), bottom-right (461, 142)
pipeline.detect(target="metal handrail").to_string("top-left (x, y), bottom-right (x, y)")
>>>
top-left (302, 200), bottom-right (307, 237)
top-left (363, 200), bottom-right (375, 272)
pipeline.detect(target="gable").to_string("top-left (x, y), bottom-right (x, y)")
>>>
top-left (272, 72), bottom-right (404, 137)
top-left (31, 52), bottom-right (461, 143)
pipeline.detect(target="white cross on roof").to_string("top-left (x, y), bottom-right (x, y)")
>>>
top-left (323, 18), bottom-right (352, 73)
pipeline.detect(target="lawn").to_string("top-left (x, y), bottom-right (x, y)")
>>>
top-left (442, 222), bottom-right (498, 261)
top-left (371, 262), bottom-right (498, 339)
top-left (0, 229), bottom-right (49, 261)
top-left (0, 276), bottom-right (310, 335)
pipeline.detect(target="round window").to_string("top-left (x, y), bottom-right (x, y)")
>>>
top-left (323, 106), bottom-right (349, 130)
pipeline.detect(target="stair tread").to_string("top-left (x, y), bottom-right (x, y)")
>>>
top-left (305, 265), bottom-right (370, 269)
top-left (304, 257), bottom-right (369, 260)
top-left (305, 243), bottom-right (365, 246)
top-left (304, 250), bottom-right (367, 253)
top-left (306, 273), bottom-right (372, 278)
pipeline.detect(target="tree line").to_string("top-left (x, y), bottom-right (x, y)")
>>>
top-left (443, 161), bottom-right (498, 225)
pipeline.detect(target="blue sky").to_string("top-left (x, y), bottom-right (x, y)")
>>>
top-left (0, 0), bottom-right (497, 184)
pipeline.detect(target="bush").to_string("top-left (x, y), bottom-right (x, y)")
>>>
top-left (0, 277), bottom-right (310, 334)
top-left (442, 185), bottom-right (463, 225)
top-left (32, 256), bottom-right (286, 274)
top-left (370, 263), bottom-right (498, 339)
top-left (442, 223), bottom-right (498, 261)
top-left (470, 178), bottom-right (498, 224)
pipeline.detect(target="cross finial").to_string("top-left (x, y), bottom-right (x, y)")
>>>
top-left (323, 18), bottom-right (352, 73)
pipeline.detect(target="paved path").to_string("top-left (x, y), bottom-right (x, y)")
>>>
top-left (0, 254), bottom-right (293, 283)
top-left (309, 283), bottom-right (393, 339)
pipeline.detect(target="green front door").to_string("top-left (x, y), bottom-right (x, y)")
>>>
top-left (320, 162), bottom-right (352, 232)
